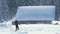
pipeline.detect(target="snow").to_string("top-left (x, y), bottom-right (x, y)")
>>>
top-left (13, 24), bottom-right (60, 34)
top-left (0, 21), bottom-right (60, 34)
top-left (51, 21), bottom-right (60, 25)
top-left (16, 6), bottom-right (55, 21)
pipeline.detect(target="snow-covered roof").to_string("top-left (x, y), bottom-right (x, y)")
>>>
top-left (15, 6), bottom-right (55, 21)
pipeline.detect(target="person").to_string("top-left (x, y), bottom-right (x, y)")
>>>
top-left (15, 20), bottom-right (19, 31)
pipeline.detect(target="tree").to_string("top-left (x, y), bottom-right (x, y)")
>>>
top-left (0, 0), bottom-right (19, 22)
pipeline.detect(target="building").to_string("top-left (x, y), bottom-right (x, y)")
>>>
top-left (12, 6), bottom-right (55, 24)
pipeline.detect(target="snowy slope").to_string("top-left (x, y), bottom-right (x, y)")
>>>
top-left (0, 21), bottom-right (60, 34)
top-left (19, 24), bottom-right (60, 34)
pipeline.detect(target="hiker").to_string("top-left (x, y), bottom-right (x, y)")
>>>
top-left (15, 20), bottom-right (19, 31)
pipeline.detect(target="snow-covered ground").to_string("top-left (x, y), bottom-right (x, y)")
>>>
top-left (0, 23), bottom-right (60, 34)
top-left (18, 24), bottom-right (60, 34)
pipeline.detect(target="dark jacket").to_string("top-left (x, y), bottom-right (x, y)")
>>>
top-left (15, 21), bottom-right (18, 26)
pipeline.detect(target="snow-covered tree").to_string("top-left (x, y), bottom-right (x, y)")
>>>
top-left (0, 0), bottom-right (18, 22)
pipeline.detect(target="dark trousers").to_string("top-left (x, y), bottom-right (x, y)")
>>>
top-left (16, 25), bottom-right (19, 31)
